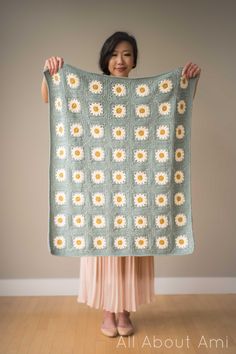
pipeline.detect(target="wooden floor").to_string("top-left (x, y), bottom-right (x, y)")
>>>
top-left (0, 294), bottom-right (235, 354)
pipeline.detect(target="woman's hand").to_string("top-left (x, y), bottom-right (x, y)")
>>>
top-left (43, 56), bottom-right (64, 76)
top-left (182, 62), bottom-right (201, 79)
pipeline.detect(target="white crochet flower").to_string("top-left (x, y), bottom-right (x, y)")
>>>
top-left (70, 123), bottom-right (83, 137)
top-left (180, 76), bottom-right (189, 89)
top-left (134, 171), bottom-right (147, 185)
top-left (155, 149), bottom-right (169, 163)
top-left (112, 127), bottom-right (126, 140)
top-left (68, 99), bottom-right (81, 113)
top-left (177, 100), bottom-right (186, 114)
top-left (112, 104), bottom-right (126, 118)
top-left (72, 193), bottom-right (85, 206)
top-left (54, 214), bottom-right (66, 227)
top-left (134, 194), bottom-right (147, 207)
top-left (56, 146), bottom-right (66, 159)
top-left (73, 214), bottom-right (85, 228)
top-left (93, 236), bottom-right (106, 249)
top-left (174, 192), bottom-right (185, 206)
top-left (158, 79), bottom-right (173, 93)
top-left (155, 172), bottom-right (168, 185)
top-left (174, 170), bottom-right (184, 184)
top-left (66, 73), bottom-right (80, 88)
top-left (156, 125), bottom-right (169, 140)
top-left (93, 215), bottom-right (106, 228)
top-left (112, 149), bottom-right (126, 162)
top-left (175, 213), bottom-right (187, 227)
top-left (112, 170), bottom-right (126, 184)
top-left (135, 104), bottom-right (150, 118)
top-left (134, 215), bottom-right (147, 229)
top-left (156, 236), bottom-right (168, 249)
top-left (158, 102), bottom-right (171, 115)
top-left (112, 83), bottom-right (126, 96)
top-left (89, 102), bottom-right (103, 116)
top-left (55, 192), bottom-right (66, 205)
top-left (113, 193), bottom-right (126, 207)
top-left (91, 147), bottom-right (105, 161)
top-left (175, 235), bottom-right (188, 248)
top-left (135, 84), bottom-right (150, 97)
top-left (134, 149), bottom-right (147, 163)
top-left (72, 170), bottom-right (84, 184)
top-left (176, 125), bottom-right (185, 139)
top-left (71, 146), bottom-right (84, 160)
top-left (73, 237), bottom-right (85, 250)
top-left (55, 97), bottom-right (63, 111)
top-left (91, 170), bottom-right (105, 184)
top-left (155, 194), bottom-right (168, 207)
top-left (90, 125), bottom-right (104, 139)
top-left (52, 73), bottom-right (61, 85)
top-left (114, 236), bottom-right (127, 249)
top-left (155, 215), bottom-right (168, 229)
top-left (89, 80), bottom-right (103, 94)
top-left (56, 123), bottom-right (65, 137)
top-left (55, 169), bottom-right (66, 182)
top-left (175, 148), bottom-right (185, 162)
top-left (114, 215), bottom-right (126, 228)
top-left (53, 236), bottom-right (66, 249)
top-left (92, 193), bottom-right (105, 206)
top-left (134, 126), bottom-right (149, 140)
top-left (135, 236), bottom-right (148, 249)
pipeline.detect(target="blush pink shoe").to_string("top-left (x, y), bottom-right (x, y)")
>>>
top-left (117, 311), bottom-right (134, 336)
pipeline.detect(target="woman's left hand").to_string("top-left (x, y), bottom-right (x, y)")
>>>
top-left (182, 62), bottom-right (201, 79)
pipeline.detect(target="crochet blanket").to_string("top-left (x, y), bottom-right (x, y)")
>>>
top-left (44, 64), bottom-right (197, 257)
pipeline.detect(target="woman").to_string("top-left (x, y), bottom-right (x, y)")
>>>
top-left (41, 31), bottom-right (201, 338)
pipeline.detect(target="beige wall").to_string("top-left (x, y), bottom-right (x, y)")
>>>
top-left (1, 0), bottom-right (235, 279)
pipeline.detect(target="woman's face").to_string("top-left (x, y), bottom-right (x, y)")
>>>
top-left (108, 41), bottom-right (135, 77)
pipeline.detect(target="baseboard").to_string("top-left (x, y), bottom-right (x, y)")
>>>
top-left (0, 277), bottom-right (235, 296)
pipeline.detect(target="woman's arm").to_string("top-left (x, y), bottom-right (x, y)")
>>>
top-left (41, 76), bottom-right (49, 103)
top-left (41, 56), bottom-right (64, 103)
top-left (182, 61), bottom-right (201, 100)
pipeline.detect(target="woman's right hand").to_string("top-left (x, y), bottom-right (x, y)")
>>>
top-left (43, 56), bottom-right (64, 76)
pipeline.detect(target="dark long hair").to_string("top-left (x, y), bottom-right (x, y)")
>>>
top-left (99, 31), bottom-right (138, 75)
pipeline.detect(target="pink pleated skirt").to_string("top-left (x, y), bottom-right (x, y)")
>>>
top-left (77, 255), bottom-right (155, 313)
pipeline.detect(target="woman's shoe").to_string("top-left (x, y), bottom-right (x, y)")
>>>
top-left (100, 310), bottom-right (118, 337)
top-left (100, 323), bottom-right (118, 337)
top-left (117, 311), bottom-right (134, 336)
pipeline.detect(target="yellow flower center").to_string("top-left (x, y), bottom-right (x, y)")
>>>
top-left (76, 240), bottom-right (81, 245)
top-left (138, 152), bottom-right (143, 158)
top-left (159, 240), bottom-right (165, 245)
top-left (57, 239), bottom-right (63, 245)
top-left (137, 197), bottom-right (143, 203)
